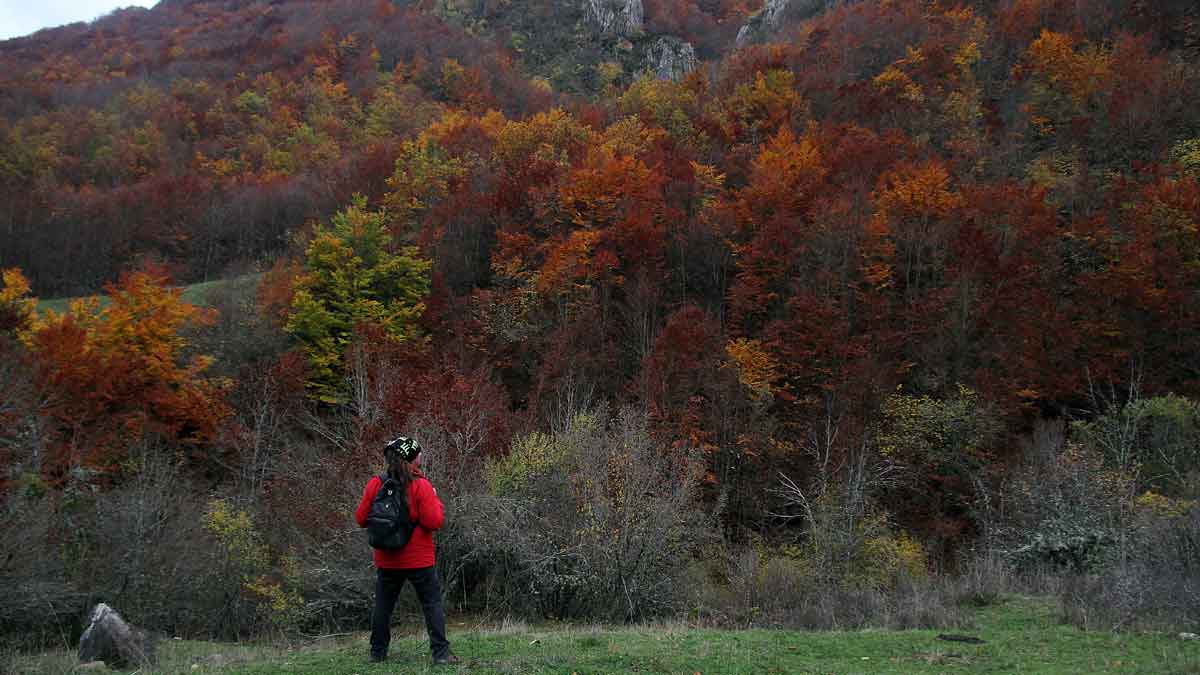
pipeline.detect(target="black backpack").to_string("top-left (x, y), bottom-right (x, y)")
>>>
top-left (366, 475), bottom-right (417, 550)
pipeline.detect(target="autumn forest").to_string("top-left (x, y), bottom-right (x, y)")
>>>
top-left (2, 0), bottom-right (1199, 642)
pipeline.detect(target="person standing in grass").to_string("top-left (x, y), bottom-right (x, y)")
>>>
top-left (355, 436), bottom-right (459, 666)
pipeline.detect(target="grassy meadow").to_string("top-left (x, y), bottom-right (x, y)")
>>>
top-left (34, 274), bottom-right (261, 315)
top-left (7, 598), bottom-right (1198, 674)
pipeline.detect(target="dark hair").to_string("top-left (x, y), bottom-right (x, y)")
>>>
top-left (385, 448), bottom-right (414, 506)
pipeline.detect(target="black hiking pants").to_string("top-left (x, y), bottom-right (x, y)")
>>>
top-left (370, 566), bottom-right (450, 660)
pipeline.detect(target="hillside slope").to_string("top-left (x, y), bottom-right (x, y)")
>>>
top-left (3, 0), bottom-right (1200, 598)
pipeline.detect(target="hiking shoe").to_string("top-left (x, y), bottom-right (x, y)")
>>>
top-left (432, 653), bottom-right (461, 665)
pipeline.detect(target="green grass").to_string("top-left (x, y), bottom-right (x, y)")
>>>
top-left (35, 274), bottom-right (261, 315)
top-left (7, 598), bottom-right (1199, 674)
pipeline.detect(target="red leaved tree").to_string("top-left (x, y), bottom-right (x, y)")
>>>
top-left (28, 269), bottom-right (230, 484)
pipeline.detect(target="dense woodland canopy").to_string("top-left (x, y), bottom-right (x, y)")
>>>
top-left (2, 0), bottom-right (1200, 639)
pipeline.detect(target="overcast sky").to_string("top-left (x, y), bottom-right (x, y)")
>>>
top-left (1, 1), bottom-right (157, 41)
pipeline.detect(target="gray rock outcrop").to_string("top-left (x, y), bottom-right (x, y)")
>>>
top-left (736, 0), bottom-right (848, 47)
top-left (645, 36), bottom-right (697, 81)
top-left (78, 603), bottom-right (158, 669)
top-left (584, 0), bottom-right (644, 37)
top-left (736, 0), bottom-right (791, 47)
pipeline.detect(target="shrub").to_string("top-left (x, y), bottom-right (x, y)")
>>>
top-left (853, 531), bottom-right (929, 591)
top-left (0, 441), bottom-right (253, 645)
top-left (203, 498), bottom-right (305, 637)
top-left (682, 542), bottom-right (968, 631)
top-left (82, 452), bottom-right (215, 635)
top-left (994, 442), bottom-right (1131, 573)
top-left (1061, 501), bottom-right (1200, 631)
top-left (772, 458), bottom-right (931, 592)
top-left (0, 492), bottom-right (88, 649)
top-left (437, 407), bottom-right (711, 622)
top-left (877, 384), bottom-right (1001, 546)
top-left (1072, 394), bottom-right (1200, 498)
top-left (984, 403), bottom-right (1200, 631)
top-left (952, 549), bottom-right (1015, 607)
top-left (251, 424), bottom-right (378, 636)
top-left (484, 430), bottom-right (564, 495)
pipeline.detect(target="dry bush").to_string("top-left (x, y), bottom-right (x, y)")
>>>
top-left (680, 544), bottom-right (971, 631)
top-left (984, 397), bottom-right (1200, 631)
top-left (1061, 502), bottom-right (1200, 631)
top-left (0, 495), bottom-right (87, 649)
top-left (989, 439), bottom-right (1130, 573)
top-left (432, 490), bottom-right (536, 616)
top-left (3, 430), bottom-right (354, 645)
top-left (677, 394), bottom-right (974, 632)
top-left (254, 438), bottom-right (376, 636)
top-left (946, 546), bottom-right (1071, 607)
top-left (951, 549), bottom-right (1012, 607)
top-left (0, 347), bottom-right (83, 648)
top-left (274, 479), bottom-right (375, 636)
top-left (56, 442), bottom-right (260, 639)
top-left (85, 446), bottom-right (218, 636)
top-left (429, 406), bottom-right (711, 622)
top-left (0, 440), bottom-right (256, 646)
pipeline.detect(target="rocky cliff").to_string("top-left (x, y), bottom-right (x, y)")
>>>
top-left (584, 0), bottom-right (644, 37)
top-left (645, 36), bottom-right (697, 81)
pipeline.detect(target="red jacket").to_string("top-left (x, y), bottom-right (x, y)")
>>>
top-left (355, 470), bottom-right (444, 569)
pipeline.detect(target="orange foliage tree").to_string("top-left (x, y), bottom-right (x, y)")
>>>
top-left (27, 269), bottom-right (230, 482)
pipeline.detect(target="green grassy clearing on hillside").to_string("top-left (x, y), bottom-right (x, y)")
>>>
top-left (7, 598), bottom-right (1198, 674)
top-left (35, 275), bottom-right (261, 316)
